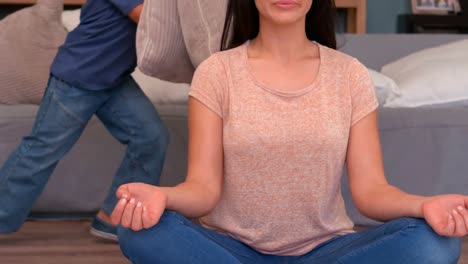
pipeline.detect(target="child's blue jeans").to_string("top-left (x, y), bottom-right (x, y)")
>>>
top-left (0, 75), bottom-right (169, 233)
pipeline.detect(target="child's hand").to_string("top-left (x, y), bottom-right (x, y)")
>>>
top-left (111, 183), bottom-right (167, 231)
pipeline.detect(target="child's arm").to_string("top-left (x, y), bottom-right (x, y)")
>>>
top-left (128, 3), bottom-right (143, 23)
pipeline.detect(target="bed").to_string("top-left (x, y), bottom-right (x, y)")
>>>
top-left (338, 34), bottom-right (468, 225)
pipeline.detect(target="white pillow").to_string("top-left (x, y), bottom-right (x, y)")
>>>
top-left (60, 8), bottom-right (190, 105)
top-left (137, 0), bottom-right (194, 83)
top-left (0, 0), bottom-right (67, 105)
top-left (367, 69), bottom-right (400, 106)
top-left (61, 6), bottom-right (194, 84)
top-left (177, 0), bottom-right (227, 68)
top-left (61, 9), bottom-right (81, 31)
top-left (132, 68), bottom-right (189, 106)
top-left (382, 39), bottom-right (468, 108)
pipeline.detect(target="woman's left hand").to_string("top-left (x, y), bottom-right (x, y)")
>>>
top-left (422, 194), bottom-right (468, 237)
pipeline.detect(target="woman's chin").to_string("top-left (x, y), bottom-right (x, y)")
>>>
top-left (270, 16), bottom-right (303, 26)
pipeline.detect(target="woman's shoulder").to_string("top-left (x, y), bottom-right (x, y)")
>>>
top-left (196, 44), bottom-right (246, 75)
top-left (319, 44), bottom-right (367, 74)
top-left (320, 44), bottom-right (357, 64)
top-left (207, 43), bottom-right (245, 63)
top-left (215, 43), bottom-right (246, 59)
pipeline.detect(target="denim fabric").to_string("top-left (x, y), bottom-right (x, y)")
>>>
top-left (0, 75), bottom-right (168, 233)
top-left (118, 211), bottom-right (461, 264)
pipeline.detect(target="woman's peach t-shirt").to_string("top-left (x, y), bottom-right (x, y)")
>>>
top-left (189, 42), bottom-right (378, 256)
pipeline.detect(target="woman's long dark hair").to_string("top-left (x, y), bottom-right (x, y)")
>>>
top-left (220, 0), bottom-right (337, 51)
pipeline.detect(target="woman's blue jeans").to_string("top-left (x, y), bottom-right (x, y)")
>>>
top-left (0, 75), bottom-right (169, 233)
top-left (119, 211), bottom-right (462, 264)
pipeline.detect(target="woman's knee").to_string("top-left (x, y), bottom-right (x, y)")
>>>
top-left (402, 218), bottom-right (462, 263)
top-left (418, 227), bottom-right (461, 263)
top-left (117, 224), bottom-right (162, 259)
top-left (117, 211), bottom-right (184, 261)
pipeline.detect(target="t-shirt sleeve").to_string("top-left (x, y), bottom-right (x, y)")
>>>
top-left (108, 0), bottom-right (143, 15)
top-left (189, 54), bottom-right (226, 118)
top-left (348, 59), bottom-right (379, 126)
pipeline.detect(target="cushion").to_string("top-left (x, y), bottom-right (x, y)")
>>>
top-left (132, 68), bottom-right (190, 106)
top-left (0, 0), bottom-right (67, 105)
top-left (367, 69), bottom-right (400, 106)
top-left (177, 0), bottom-right (227, 68)
top-left (61, 8), bottom-right (80, 31)
top-left (382, 39), bottom-right (468, 108)
top-left (61, 9), bottom-right (190, 106)
top-left (136, 0), bottom-right (194, 83)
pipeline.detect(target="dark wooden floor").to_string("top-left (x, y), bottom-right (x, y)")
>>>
top-left (0, 220), bottom-right (127, 264)
top-left (0, 220), bottom-right (466, 263)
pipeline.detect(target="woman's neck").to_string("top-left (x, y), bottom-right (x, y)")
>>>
top-left (250, 17), bottom-right (312, 63)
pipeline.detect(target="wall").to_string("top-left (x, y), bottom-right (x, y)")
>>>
top-left (2, 1), bottom-right (413, 33)
top-left (336, 0), bottom-right (411, 33)
top-left (366, 0), bottom-right (411, 33)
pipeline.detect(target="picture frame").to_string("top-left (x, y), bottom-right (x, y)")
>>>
top-left (411, 0), bottom-right (459, 14)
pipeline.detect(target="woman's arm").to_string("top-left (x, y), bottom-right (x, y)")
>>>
top-left (346, 111), bottom-right (426, 221)
top-left (347, 111), bottom-right (468, 236)
top-left (162, 97), bottom-right (224, 217)
top-left (111, 97), bottom-right (223, 230)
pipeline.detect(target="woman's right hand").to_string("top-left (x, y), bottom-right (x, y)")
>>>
top-left (110, 183), bottom-right (167, 231)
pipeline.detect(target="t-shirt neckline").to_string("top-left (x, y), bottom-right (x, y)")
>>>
top-left (242, 41), bottom-right (323, 98)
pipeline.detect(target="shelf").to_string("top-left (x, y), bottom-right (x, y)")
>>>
top-left (401, 14), bottom-right (468, 33)
top-left (336, 0), bottom-right (367, 33)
